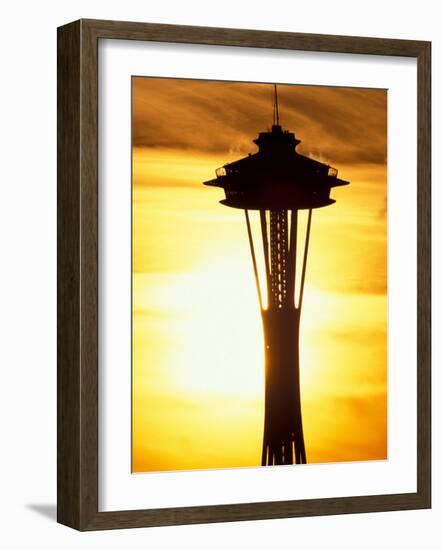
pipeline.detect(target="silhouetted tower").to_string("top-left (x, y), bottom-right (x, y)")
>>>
top-left (204, 85), bottom-right (349, 466)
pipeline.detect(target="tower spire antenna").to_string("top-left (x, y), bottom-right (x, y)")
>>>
top-left (273, 84), bottom-right (280, 126)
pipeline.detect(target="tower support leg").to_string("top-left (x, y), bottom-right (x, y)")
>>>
top-left (261, 307), bottom-right (306, 465)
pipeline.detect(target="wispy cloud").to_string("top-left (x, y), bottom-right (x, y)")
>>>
top-left (132, 78), bottom-right (387, 167)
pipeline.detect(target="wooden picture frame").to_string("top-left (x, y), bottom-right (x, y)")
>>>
top-left (57, 18), bottom-right (431, 531)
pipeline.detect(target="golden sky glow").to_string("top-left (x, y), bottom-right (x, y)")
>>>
top-left (132, 78), bottom-right (387, 472)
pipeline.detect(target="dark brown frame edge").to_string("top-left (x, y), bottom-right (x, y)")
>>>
top-left (57, 18), bottom-right (431, 531)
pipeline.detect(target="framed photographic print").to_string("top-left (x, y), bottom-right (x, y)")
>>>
top-left (57, 19), bottom-right (431, 530)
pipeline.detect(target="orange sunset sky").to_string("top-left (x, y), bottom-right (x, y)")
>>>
top-left (131, 77), bottom-right (387, 473)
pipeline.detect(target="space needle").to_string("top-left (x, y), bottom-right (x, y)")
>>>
top-left (204, 85), bottom-right (349, 466)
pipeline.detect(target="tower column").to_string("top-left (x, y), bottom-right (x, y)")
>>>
top-left (259, 209), bottom-right (309, 465)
